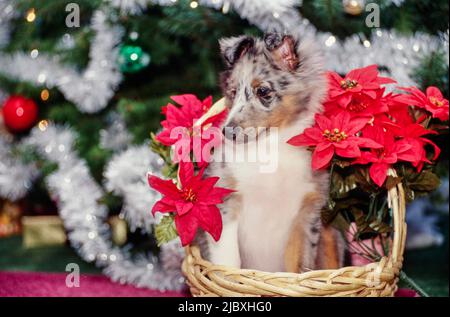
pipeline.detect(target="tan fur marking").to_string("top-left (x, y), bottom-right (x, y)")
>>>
top-left (284, 216), bottom-right (303, 273)
top-left (266, 94), bottom-right (300, 128)
top-left (316, 226), bottom-right (342, 269)
top-left (251, 78), bottom-right (261, 88)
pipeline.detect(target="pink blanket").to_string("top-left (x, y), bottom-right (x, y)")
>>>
top-left (0, 271), bottom-right (187, 297)
top-left (0, 271), bottom-right (417, 297)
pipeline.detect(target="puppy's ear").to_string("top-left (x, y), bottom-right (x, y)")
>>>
top-left (219, 36), bottom-right (254, 67)
top-left (264, 33), bottom-right (299, 72)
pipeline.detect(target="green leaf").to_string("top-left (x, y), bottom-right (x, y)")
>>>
top-left (154, 214), bottom-right (178, 246)
top-left (406, 169), bottom-right (441, 192)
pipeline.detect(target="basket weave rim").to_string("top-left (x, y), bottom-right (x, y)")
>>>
top-left (182, 169), bottom-right (407, 297)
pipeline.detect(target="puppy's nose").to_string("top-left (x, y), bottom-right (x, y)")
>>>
top-left (222, 121), bottom-right (240, 141)
top-left (222, 120), bottom-right (238, 135)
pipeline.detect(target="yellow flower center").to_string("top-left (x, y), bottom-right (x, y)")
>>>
top-left (429, 97), bottom-right (444, 107)
top-left (323, 128), bottom-right (348, 143)
top-left (182, 188), bottom-right (197, 202)
top-left (340, 79), bottom-right (358, 90)
top-left (348, 101), bottom-right (369, 112)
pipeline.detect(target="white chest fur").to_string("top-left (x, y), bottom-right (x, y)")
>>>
top-left (224, 125), bottom-right (317, 272)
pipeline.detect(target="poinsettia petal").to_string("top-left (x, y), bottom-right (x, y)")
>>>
top-left (171, 94), bottom-right (200, 108)
top-left (314, 114), bottom-right (332, 131)
top-left (426, 86), bottom-right (443, 99)
top-left (354, 137), bottom-right (383, 149)
top-left (151, 200), bottom-right (174, 215)
top-left (287, 132), bottom-right (318, 147)
top-left (165, 103), bottom-right (189, 127)
top-left (347, 65), bottom-right (377, 82)
top-left (346, 117), bottom-right (371, 135)
top-left (327, 71), bottom-right (344, 85)
top-left (174, 213), bottom-right (199, 246)
top-left (334, 111), bottom-right (351, 131)
top-left (378, 76), bottom-right (396, 85)
top-left (196, 204), bottom-right (223, 242)
top-left (364, 90), bottom-right (378, 99)
top-left (148, 174), bottom-right (180, 198)
top-left (156, 129), bottom-right (176, 146)
top-left (178, 161), bottom-right (195, 186)
top-left (397, 149), bottom-right (420, 163)
top-left (205, 187), bottom-right (235, 205)
top-left (421, 138), bottom-right (441, 160)
top-left (369, 162), bottom-right (389, 187)
top-left (353, 151), bottom-right (377, 165)
top-left (202, 95), bottom-right (213, 109)
top-left (392, 140), bottom-right (412, 154)
top-left (316, 142), bottom-right (332, 152)
top-left (311, 146), bottom-right (334, 170)
top-left (335, 142), bottom-right (361, 158)
top-left (195, 176), bottom-right (220, 197)
top-left (304, 127), bottom-right (325, 142)
top-left (175, 200), bottom-right (193, 216)
top-left (337, 94), bottom-right (352, 108)
top-left (393, 94), bottom-right (425, 108)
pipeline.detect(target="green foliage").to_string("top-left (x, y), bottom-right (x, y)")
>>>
top-left (413, 50), bottom-right (449, 98)
top-left (301, 0), bottom-right (449, 39)
top-left (154, 214), bottom-right (178, 246)
top-left (324, 160), bottom-right (442, 260)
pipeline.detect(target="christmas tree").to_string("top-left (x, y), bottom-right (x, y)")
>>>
top-left (0, 0), bottom-right (448, 295)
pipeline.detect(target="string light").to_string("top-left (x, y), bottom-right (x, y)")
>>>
top-left (30, 49), bottom-right (39, 59)
top-left (38, 120), bottom-right (49, 131)
top-left (325, 36), bottom-right (336, 47)
top-left (222, 1), bottom-right (230, 14)
top-left (130, 53), bottom-right (138, 61)
top-left (40, 89), bottom-right (49, 101)
top-left (190, 1), bottom-right (198, 9)
top-left (129, 31), bottom-right (139, 41)
top-left (363, 40), bottom-right (371, 48)
top-left (38, 73), bottom-right (46, 83)
top-left (25, 8), bottom-right (36, 23)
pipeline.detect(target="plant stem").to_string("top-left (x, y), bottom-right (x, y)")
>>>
top-left (399, 271), bottom-right (430, 297)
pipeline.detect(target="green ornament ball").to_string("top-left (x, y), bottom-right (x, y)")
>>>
top-left (118, 45), bottom-right (150, 73)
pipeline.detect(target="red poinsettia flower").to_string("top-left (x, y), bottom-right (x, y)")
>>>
top-left (156, 94), bottom-right (227, 165)
top-left (395, 86), bottom-right (449, 121)
top-left (382, 92), bottom-right (415, 125)
top-left (327, 65), bottom-right (396, 108)
top-left (324, 88), bottom-right (388, 118)
top-left (384, 121), bottom-right (440, 172)
top-left (354, 125), bottom-right (416, 186)
top-left (287, 112), bottom-right (382, 170)
top-left (148, 161), bottom-right (235, 246)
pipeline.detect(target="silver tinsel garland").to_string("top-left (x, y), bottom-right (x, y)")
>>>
top-left (199, 0), bottom-right (448, 86)
top-left (23, 124), bottom-right (185, 291)
top-left (0, 138), bottom-right (38, 201)
top-left (99, 112), bottom-right (133, 152)
top-left (0, 3), bottom-right (123, 113)
top-left (104, 145), bottom-right (165, 232)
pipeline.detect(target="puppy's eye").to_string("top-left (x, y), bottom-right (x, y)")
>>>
top-left (229, 88), bottom-right (237, 99)
top-left (256, 86), bottom-right (272, 99)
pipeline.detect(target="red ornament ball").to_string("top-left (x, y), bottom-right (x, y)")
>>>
top-left (1, 95), bottom-right (38, 132)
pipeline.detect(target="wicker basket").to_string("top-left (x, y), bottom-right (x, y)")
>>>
top-left (181, 170), bottom-right (407, 297)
